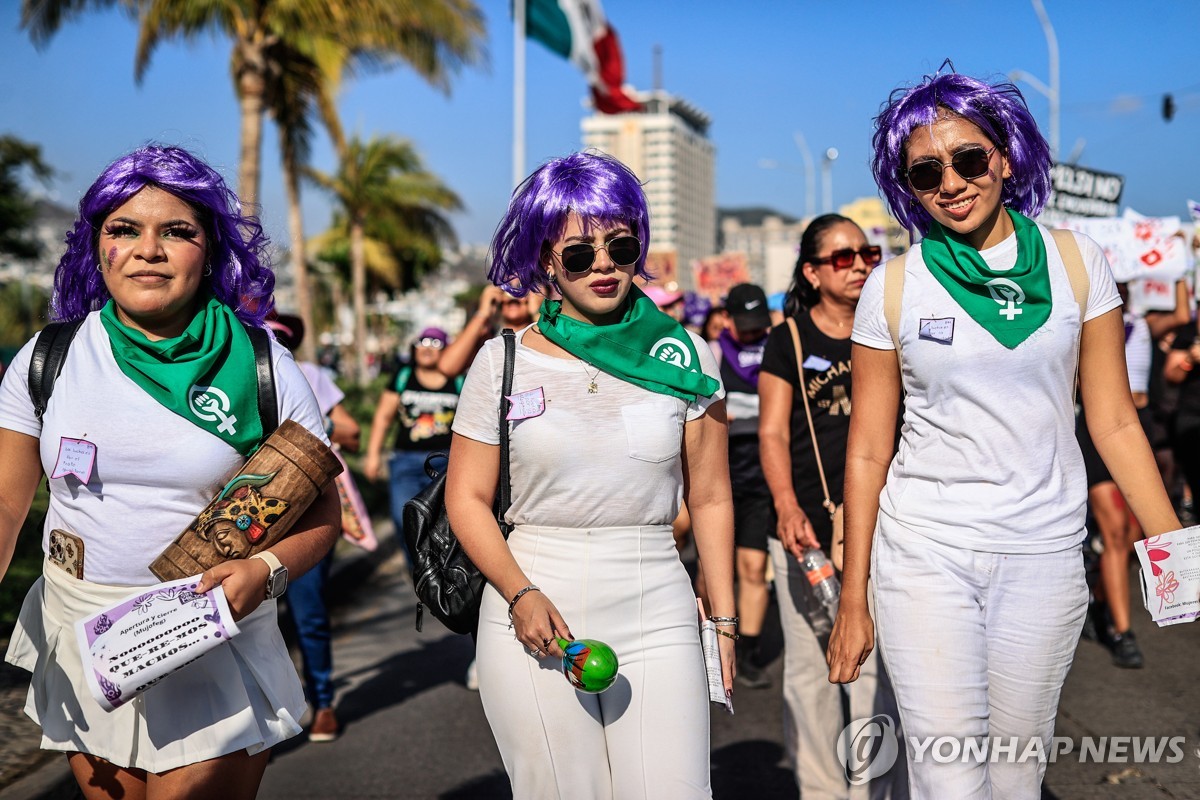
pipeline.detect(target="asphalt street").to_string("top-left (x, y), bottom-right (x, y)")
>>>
top-left (2, 537), bottom-right (1197, 799)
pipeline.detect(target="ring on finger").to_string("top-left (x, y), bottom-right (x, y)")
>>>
top-left (530, 648), bottom-right (542, 658)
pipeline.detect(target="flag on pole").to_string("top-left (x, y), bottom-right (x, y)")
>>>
top-left (524, 0), bottom-right (643, 114)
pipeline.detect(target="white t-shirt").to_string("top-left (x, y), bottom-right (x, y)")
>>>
top-left (0, 313), bottom-right (328, 585)
top-left (298, 362), bottom-right (344, 416)
top-left (1123, 313), bottom-right (1152, 394)
top-left (451, 326), bottom-right (725, 528)
top-left (852, 227), bottom-right (1122, 554)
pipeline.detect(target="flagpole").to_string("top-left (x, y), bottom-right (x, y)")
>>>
top-left (513, 0), bottom-right (526, 187)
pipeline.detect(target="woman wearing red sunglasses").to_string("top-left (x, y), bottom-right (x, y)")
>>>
top-left (828, 68), bottom-right (1180, 797)
top-left (758, 214), bottom-right (905, 798)
top-left (445, 151), bottom-right (735, 798)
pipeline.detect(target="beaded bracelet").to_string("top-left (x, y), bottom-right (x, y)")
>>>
top-left (507, 585), bottom-right (541, 620)
top-left (715, 628), bottom-right (740, 640)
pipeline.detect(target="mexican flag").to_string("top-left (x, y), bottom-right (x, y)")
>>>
top-left (523, 0), bottom-right (643, 114)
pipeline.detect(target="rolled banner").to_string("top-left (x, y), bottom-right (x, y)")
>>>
top-left (558, 637), bottom-right (619, 694)
top-left (149, 420), bottom-right (343, 581)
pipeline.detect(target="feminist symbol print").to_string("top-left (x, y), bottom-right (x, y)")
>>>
top-left (189, 384), bottom-right (238, 435)
top-left (985, 278), bottom-right (1025, 321)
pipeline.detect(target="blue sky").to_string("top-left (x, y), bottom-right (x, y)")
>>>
top-left (2, 1), bottom-right (1197, 254)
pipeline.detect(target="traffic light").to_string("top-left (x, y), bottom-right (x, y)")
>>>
top-left (1163, 94), bottom-right (1175, 122)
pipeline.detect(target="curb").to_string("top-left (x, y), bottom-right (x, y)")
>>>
top-left (0, 524), bottom-right (401, 800)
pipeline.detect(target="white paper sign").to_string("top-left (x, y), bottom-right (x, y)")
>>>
top-left (1134, 526), bottom-right (1200, 626)
top-left (75, 576), bottom-right (241, 711)
top-left (698, 599), bottom-right (733, 714)
top-left (51, 437), bottom-right (97, 483)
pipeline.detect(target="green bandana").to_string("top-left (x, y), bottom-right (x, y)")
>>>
top-left (537, 285), bottom-right (720, 401)
top-left (921, 209), bottom-right (1051, 350)
top-left (100, 296), bottom-right (263, 455)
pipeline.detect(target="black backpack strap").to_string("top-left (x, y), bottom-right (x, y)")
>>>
top-left (246, 325), bottom-right (278, 437)
top-left (29, 319), bottom-right (84, 420)
top-left (496, 329), bottom-right (516, 535)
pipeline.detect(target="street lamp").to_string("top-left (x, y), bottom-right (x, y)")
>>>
top-left (1009, 0), bottom-right (1059, 159)
top-left (821, 147), bottom-right (839, 214)
top-left (793, 132), bottom-right (816, 220)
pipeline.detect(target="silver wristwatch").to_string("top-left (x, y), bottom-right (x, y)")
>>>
top-left (251, 551), bottom-right (288, 599)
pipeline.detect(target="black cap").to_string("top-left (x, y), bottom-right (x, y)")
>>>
top-left (725, 284), bottom-right (771, 332)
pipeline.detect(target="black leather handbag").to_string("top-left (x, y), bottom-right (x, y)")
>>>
top-left (403, 329), bottom-right (514, 635)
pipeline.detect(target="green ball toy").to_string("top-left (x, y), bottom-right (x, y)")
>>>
top-left (557, 637), bottom-right (619, 693)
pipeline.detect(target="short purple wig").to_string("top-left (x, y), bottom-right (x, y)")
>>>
top-left (52, 144), bottom-right (275, 326)
top-left (488, 151), bottom-right (651, 296)
top-left (872, 68), bottom-right (1052, 235)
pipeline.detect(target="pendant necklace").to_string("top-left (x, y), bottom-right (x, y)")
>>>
top-left (582, 361), bottom-right (602, 394)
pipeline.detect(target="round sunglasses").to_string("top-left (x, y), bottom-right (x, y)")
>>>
top-left (810, 245), bottom-right (883, 270)
top-left (416, 337), bottom-right (445, 349)
top-left (904, 145), bottom-right (997, 192)
top-left (552, 235), bottom-right (642, 275)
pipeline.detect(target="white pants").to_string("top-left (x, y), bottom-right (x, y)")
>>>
top-left (872, 521), bottom-right (1088, 800)
top-left (477, 525), bottom-right (711, 799)
top-left (770, 539), bottom-right (907, 800)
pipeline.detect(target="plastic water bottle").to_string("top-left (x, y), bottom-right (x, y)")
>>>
top-left (803, 547), bottom-right (841, 622)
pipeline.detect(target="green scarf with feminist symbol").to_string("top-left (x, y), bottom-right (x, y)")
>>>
top-left (537, 284), bottom-right (721, 401)
top-left (921, 209), bottom-right (1052, 350)
top-left (99, 295), bottom-right (263, 455)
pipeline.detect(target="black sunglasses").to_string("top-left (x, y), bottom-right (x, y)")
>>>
top-left (810, 246), bottom-right (883, 270)
top-left (553, 235), bottom-right (642, 274)
top-left (905, 145), bottom-right (997, 192)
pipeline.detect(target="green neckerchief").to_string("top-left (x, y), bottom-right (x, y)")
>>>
top-left (921, 209), bottom-right (1051, 350)
top-left (99, 295), bottom-right (263, 455)
top-left (537, 284), bottom-right (720, 401)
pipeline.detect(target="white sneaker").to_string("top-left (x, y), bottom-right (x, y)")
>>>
top-left (465, 658), bottom-right (479, 691)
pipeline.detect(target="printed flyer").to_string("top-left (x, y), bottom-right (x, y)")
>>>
top-left (1135, 526), bottom-right (1200, 626)
top-left (74, 576), bottom-right (240, 711)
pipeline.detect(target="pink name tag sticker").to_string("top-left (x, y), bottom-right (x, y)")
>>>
top-left (506, 387), bottom-right (546, 421)
top-left (52, 437), bottom-right (97, 484)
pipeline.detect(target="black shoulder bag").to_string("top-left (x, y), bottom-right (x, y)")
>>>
top-left (404, 328), bottom-right (515, 635)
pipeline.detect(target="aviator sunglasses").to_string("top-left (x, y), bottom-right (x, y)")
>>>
top-left (810, 246), bottom-right (883, 270)
top-left (905, 145), bottom-right (997, 192)
top-left (553, 235), bottom-right (642, 274)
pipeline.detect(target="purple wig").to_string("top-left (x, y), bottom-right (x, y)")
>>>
top-left (52, 144), bottom-right (275, 326)
top-left (871, 69), bottom-right (1053, 235)
top-left (488, 151), bottom-right (651, 296)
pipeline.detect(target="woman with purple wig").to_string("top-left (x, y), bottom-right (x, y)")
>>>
top-left (446, 151), bottom-right (736, 798)
top-left (826, 68), bottom-right (1180, 797)
top-left (0, 145), bottom-right (339, 798)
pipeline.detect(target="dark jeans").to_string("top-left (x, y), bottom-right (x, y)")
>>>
top-left (282, 549), bottom-right (335, 709)
top-left (389, 450), bottom-right (438, 561)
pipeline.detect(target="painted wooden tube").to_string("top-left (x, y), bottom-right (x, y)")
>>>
top-left (149, 420), bottom-right (343, 581)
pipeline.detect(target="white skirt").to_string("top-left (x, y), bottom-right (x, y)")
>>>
top-left (5, 562), bottom-right (306, 773)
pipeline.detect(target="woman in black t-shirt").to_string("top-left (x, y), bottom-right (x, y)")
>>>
top-left (364, 327), bottom-right (464, 559)
top-left (757, 214), bottom-right (904, 798)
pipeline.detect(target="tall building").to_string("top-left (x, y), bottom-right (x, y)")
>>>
top-left (581, 90), bottom-right (715, 291)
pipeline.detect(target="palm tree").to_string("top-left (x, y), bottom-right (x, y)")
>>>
top-left (21, 0), bottom-right (485, 206)
top-left (306, 135), bottom-right (461, 384)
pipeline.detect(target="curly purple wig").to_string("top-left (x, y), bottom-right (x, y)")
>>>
top-left (51, 144), bottom-right (274, 326)
top-left (872, 69), bottom-right (1052, 235)
top-left (488, 151), bottom-right (651, 296)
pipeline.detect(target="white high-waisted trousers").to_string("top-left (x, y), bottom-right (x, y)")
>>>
top-left (476, 524), bottom-right (711, 800)
top-left (872, 519), bottom-right (1088, 800)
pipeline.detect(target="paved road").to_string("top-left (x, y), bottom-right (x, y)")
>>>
top-left (2, 538), bottom-right (1197, 799)
top-left (256, 545), bottom-right (1200, 800)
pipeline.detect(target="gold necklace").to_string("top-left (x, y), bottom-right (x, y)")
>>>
top-left (582, 361), bottom-right (602, 394)
top-left (815, 304), bottom-right (847, 329)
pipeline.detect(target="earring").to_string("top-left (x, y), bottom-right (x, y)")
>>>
top-left (546, 271), bottom-right (557, 284)
top-left (96, 261), bottom-right (104, 274)
top-left (203, 262), bottom-right (213, 277)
